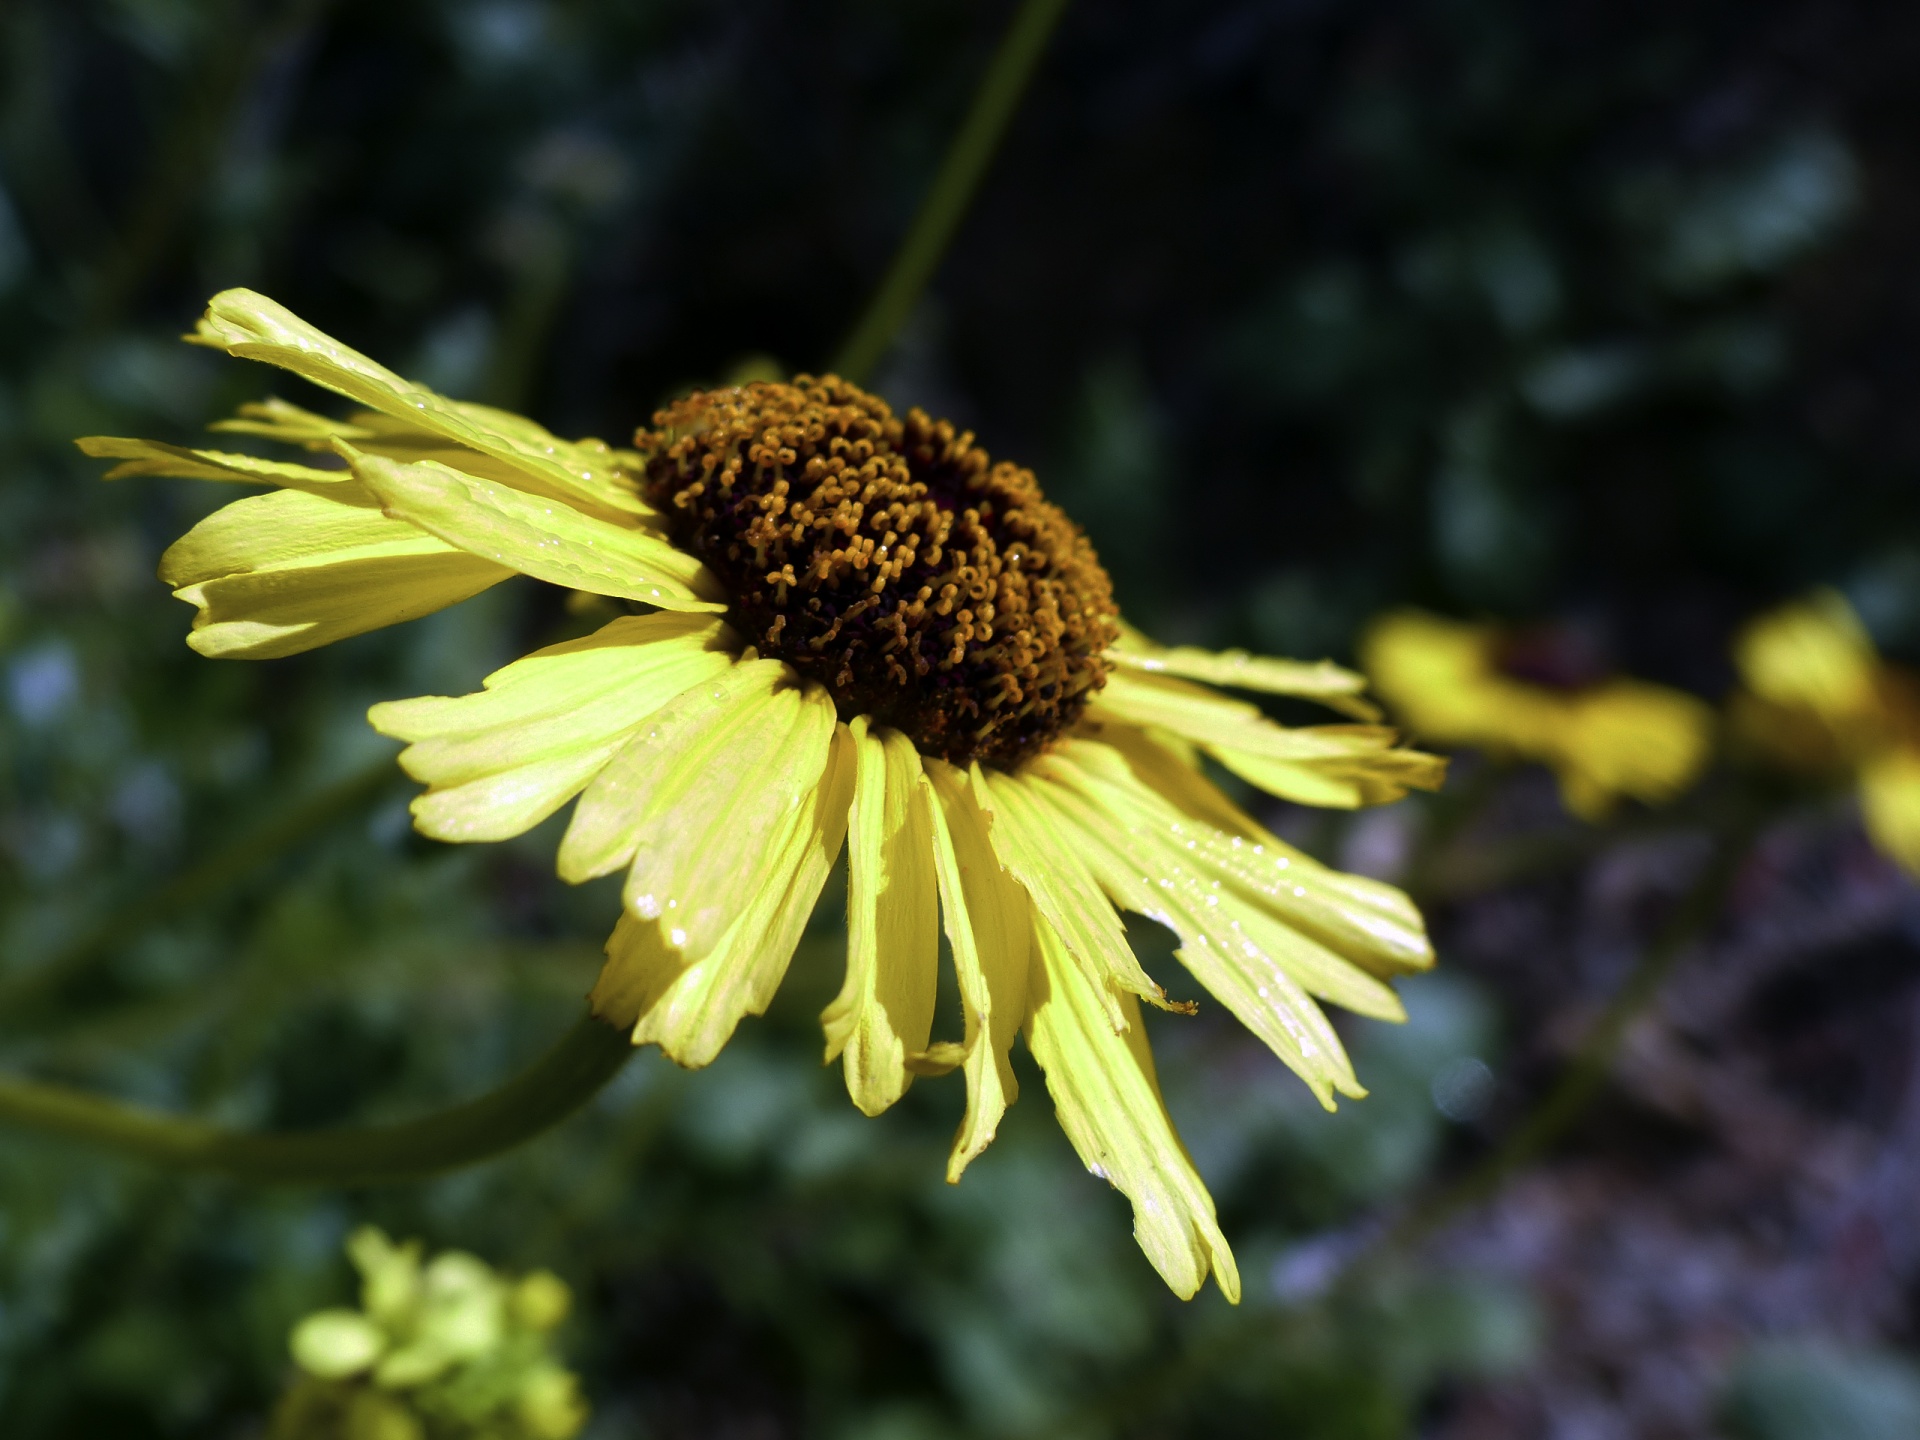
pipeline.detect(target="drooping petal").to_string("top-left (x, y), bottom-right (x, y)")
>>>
top-left (1109, 622), bottom-right (1380, 720)
top-left (1031, 744), bottom-right (1388, 1107)
top-left (923, 758), bottom-right (1031, 1179)
top-left (344, 449), bottom-right (724, 612)
top-left (1088, 670), bottom-right (1444, 808)
top-left (76, 436), bottom-right (355, 497)
top-left (822, 719), bottom-right (941, 1116)
top-left (1093, 726), bottom-right (1434, 979)
top-left (368, 615), bottom-right (735, 842)
top-left (1220, 901), bottom-right (1405, 1022)
top-left (159, 487), bottom-right (510, 658)
top-left (978, 766), bottom-right (1172, 1029)
top-left (187, 288), bottom-right (651, 518)
top-left (1023, 915), bottom-right (1239, 1303)
top-left (558, 662), bottom-right (839, 962)
top-left (1028, 760), bottom-right (1373, 1100)
top-left (591, 724), bottom-right (857, 1067)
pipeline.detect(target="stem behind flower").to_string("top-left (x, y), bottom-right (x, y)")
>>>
top-left (0, 1010), bottom-right (632, 1183)
top-left (832, 0), bottom-right (1074, 385)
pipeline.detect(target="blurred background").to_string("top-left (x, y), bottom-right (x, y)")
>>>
top-left (2, 0), bottom-right (1919, 1436)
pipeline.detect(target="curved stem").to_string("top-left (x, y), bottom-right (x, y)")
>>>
top-left (0, 1010), bottom-right (633, 1183)
top-left (831, 0), bottom-right (1074, 385)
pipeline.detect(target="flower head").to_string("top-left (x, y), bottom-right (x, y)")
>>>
top-left (85, 290), bottom-right (1447, 1300)
top-left (1733, 590), bottom-right (1920, 874)
top-left (1362, 608), bottom-right (1713, 821)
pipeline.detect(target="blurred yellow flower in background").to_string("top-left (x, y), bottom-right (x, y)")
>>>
top-left (82, 290), bottom-right (1448, 1301)
top-left (1733, 590), bottom-right (1920, 874)
top-left (1362, 609), bottom-right (1714, 821)
top-left (272, 1228), bottom-right (586, 1440)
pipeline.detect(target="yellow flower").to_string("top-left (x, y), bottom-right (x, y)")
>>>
top-left (1733, 590), bottom-right (1920, 874)
top-left (84, 290), bottom-right (1447, 1301)
top-left (1361, 608), bottom-right (1713, 821)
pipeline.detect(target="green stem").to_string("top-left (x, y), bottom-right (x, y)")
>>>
top-left (831, 0), bottom-right (1073, 385)
top-left (0, 1010), bottom-right (632, 1183)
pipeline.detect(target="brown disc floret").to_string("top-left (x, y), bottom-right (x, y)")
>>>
top-left (637, 376), bottom-right (1120, 769)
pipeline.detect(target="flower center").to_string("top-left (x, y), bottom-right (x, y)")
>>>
top-left (637, 377), bottom-right (1119, 768)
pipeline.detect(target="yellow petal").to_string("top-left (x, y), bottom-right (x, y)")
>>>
top-left (1088, 669), bottom-right (1275, 743)
top-left (77, 436), bottom-right (354, 497)
top-left (1024, 916), bottom-right (1239, 1303)
top-left (924, 758), bottom-right (1031, 1178)
top-left (1183, 818), bottom-right (1430, 975)
top-left (1206, 735), bottom-right (1449, 809)
top-left (1110, 621), bottom-right (1380, 720)
top-left (343, 449), bottom-right (723, 612)
top-left (206, 395), bottom-right (378, 446)
top-left (559, 663), bottom-right (838, 962)
top-left (1092, 726), bottom-right (1434, 978)
top-left (1033, 746), bottom-right (1390, 1107)
top-left (206, 397), bottom-right (633, 515)
top-left (1363, 609), bottom-right (1505, 734)
top-left (905, 1041), bottom-right (967, 1076)
top-left (188, 288), bottom-right (649, 518)
top-left (1040, 782), bottom-right (1360, 1106)
top-left (558, 660), bottom-right (784, 881)
top-left (1364, 608), bottom-right (1716, 819)
top-left (1734, 589), bottom-right (1879, 726)
top-left (355, 395), bottom-right (565, 450)
top-left (1200, 749), bottom-right (1363, 807)
top-left (591, 724), bottom-right (856, 1066)
top-left (1860, 747), bottom-right (1920, 877)
top-left (159, 487), bottom-right (509, 658)
top-left (158, 484), bottom-right (382, 585)
top-left (368, 614), bottom-right (735, 842)
top-left (1553, 680), bottom-right (1715, 817)
top-left (822, 720), bottom-right (941, 1116)
top-left (618, 681), bottom-right (836, 956)
top-left (1362, 609), bottom-right (1571, 757)
top-left (978, 767), bottom-right (1171, 1028)
top-left (173, 562), bottom-right (507, 660)
top-left (1089, 671), bottom-right (1444, 808)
